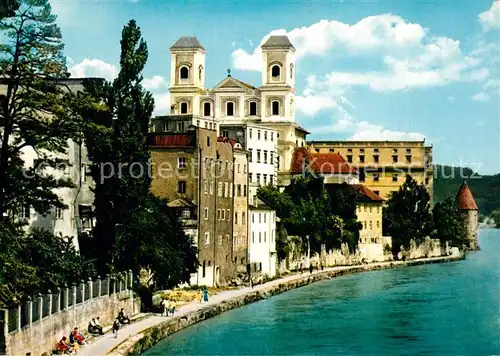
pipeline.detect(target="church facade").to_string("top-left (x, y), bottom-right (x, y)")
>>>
top-left (165, 35), bottom-right (308, 185)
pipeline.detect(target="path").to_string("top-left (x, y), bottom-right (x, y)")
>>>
top-left (79, 257), bottom-right (458, 355)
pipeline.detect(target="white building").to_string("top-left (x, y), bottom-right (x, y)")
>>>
top-left (0, 78), bottom-right (95, 249)
top-left (248, 198), bottom-right (277, 278)
top-left (166, 35), bottom-right (308, 186)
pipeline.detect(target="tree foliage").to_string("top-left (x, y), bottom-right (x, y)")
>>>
top-left (432, 198), bottom-right (467, 248)
top-left (79, 20), bottom-right (197, 289)
top-left (0, 0), bottom-right (79, 221)
top-left (0, 0), bottom-right (19, 19)
top-left (384, 175), bottom-right (434, 255)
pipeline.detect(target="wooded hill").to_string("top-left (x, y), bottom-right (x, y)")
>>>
top-left (433, 165), bottom-right (500, 215)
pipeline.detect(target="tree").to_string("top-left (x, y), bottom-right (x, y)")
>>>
top-left (384, 175), bottom-right (434, 256)
top-left (490, 210), bottom-right (500, 228)
top-left (432, 198), bottom-right (467, 248)
top-left (0, 0), bottom-right (78, 222)
top-left (0, 0), bottom-right (19, 19)
top-left (80, 20), bottom-right (197, 290)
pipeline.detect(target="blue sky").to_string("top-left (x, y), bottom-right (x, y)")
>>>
top-left (49, 0), bottom-right (500, 174)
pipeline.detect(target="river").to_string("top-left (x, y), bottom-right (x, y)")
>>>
top-left (145, 229), bottom-right (500, 355)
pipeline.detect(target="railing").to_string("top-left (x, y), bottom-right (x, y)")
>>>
top-left (3, 271), bottom-right (133, 335)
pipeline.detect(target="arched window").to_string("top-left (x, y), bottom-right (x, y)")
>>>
top-left (180, 66), bottom-right (189, 79)
top-left (290, 64), bottom-right (294, 79)
top-left (271, 101), bottom-right (280, 115)
top-left (180, 102), bottom-right (188, 114)
top-left (203, 102), bottom-right (211, 116)
top-left (226, 101), bottom-right (234, 116)
top-left (199, 65), bottom-right (203, 80)
top-left (249, 102), bottom-right (257, 116)
top-left (271, 65), bottom-right (280, 78)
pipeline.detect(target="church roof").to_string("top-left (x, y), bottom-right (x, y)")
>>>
top-left (456, 181), bottom-right (478, 210)
top-left (261, 35), bottom-right (295, 50)
top-left (170, 37), bottom-right (205, 50)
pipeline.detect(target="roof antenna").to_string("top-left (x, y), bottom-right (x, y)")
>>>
top-left (227, 68), bottom-right (231, 77)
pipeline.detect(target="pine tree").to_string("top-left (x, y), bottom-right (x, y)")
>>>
top-left (384, 175), bottom-right (434, 256)
top-left (0, 0), bottom-right (79, 221)
top-left (0, 0), bottom-right (19, 19)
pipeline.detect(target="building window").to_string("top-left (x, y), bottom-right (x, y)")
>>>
top-left (259, 213), bottom-right (262, 223)
top-left (237, 184), bottom-right (241, 196)
top-left (377, 221), bottom-right (380, 228)
top-left (256, 173), bottom-right (261, 184)
top-left (242, 212), bottom-right (246, 224)
top-left (235, 212), bottom-right (238, 224)
top-left (272, 101), bottom-right (280, 115)
top-left (259, 232), bottom-right (262, 243)
top-left (226, 101), bottom-right (234, 116)
top-left (180, 102), bottom-right (188, 114)
top-left (182, 208), bottom-right (190, 218)
top-left (270, 132), bottom-right (274, 141)
top-left (178, 157), bottom-right (187, 169)
top-left (177, 122), bottom-right (185, 131)
top-left (359, 170), bottom-right (365, 183)
top-left (393, 149), bottom-right (398, 154)
top-left (257, 150), bottom-right (261, 163)
top-left (270, 153), bottom-right (273, 164)
top-left (204, 207), bottom-right (208, 219)
top-left (374, 148), bottom-right (379, 153)
top-left (178, 181), bottom-right (186, 193)
top-left (227, 209), bottom-right (230, 221)
top-left (210, 181), bottom-right (214, 195)
top-left (204, 181), bottom-right (208, 194)
top-left (207, 137), bottom-right (210, 146)
top-left (264, 151), bottom-right (268, 163)
top-left (249, 149), bottom-right (253, 162)
top-left (249, 129), bottom-right (252, 139)
top-left (203, 102), bottom-right (211, 116)
top-left (270, 175), bottom-right (274, 185)
top-left (252, 213), bottom-right (255, 223)
top-left (374, 190), bottom-right (380, 196)
top-left (180, 66), bottom-right (189, 79)
top-left (249, 102), bottom-right (257, 116)
top-left (425, 177), bottom-right (430, 185)
top-left (406, 155), bottom-right (412, 164)
top-left (290, 64), bottom-right (294, 78)
top-left (218, 182), bottom-right (223, 197)
top-left (257, 130), bottom-right (261, 140)
top-left (348, 148), bottom-right (353, 153)
top-left (252, 232), bottom-right (255, 243)
top-left (205, 232), bottom-right (210, 244)
top-left (222, 130), bottom-right (229, 137)
top-left (264, 131), bottom-right (268, 141)
top-left (271, 65), bottom-right (280, 78)
top-left (243, 185), bottom-right (247, 197)
top-left (264, 231), bottom-right (266, 242)
top-left (222, 209), bottom-right (225, 220)
top-left (393, 155), bottom-right (398, 163)
top-left (373, 174), bottom-right (379, 182)
top-left (406, 148), bottom-right (412, 154)
top-left (392, 174), bottom-right (398, 182)
top-left (369, 221), bottom-right (373, 230)
top-left (374, 155), bottom-right (379, 163)
top-left (347, 155), bottom-right (353, 163)
top-left (359, 155), bottom-right (365, 163)
top-left (249, 173), bottom-right (253, 182)
top-left (263, 174), bottom-right (267, 185)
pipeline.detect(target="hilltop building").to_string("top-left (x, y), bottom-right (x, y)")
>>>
top-left (163, 35), bottom-right (309, 186)
top-left (455, 181), bottom-right (479, 250)
top-left (307, 141), bottom-right (433, 200)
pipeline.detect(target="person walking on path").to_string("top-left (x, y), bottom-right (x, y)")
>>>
top-left (309, 263), bottom-right (313, 274)
top-left (170, 300), bottom-right (176, 316)
top-left (203, 287), bottom-right (209, 303)
top-left (299, 263), bottom-right (303, 275)
top-left (199, 290), bottom-right (203, 304)
top-left (112, 318), bottom-right (120, 339)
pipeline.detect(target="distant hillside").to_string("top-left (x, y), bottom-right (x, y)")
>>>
top-left (433, 165), bottom-right (500, 215)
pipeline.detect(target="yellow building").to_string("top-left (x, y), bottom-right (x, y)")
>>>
top-left (351, 185), bottom-right (384, 244)
top-left (308, 141), bottom-right (433, 200)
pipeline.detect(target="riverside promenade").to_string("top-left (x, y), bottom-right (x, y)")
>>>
top-left (80, 255), bottom-right (463, 356)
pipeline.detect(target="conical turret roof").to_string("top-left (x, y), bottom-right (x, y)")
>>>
top-left (456, 181), bottom-right (478, 210)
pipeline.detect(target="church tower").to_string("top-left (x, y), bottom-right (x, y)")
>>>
top-left (169, 37), bottom-right (205, 116)
top-left (456, 181), bottom-right (479, 250)
top-left (259, 35), bottom-right (296, 122)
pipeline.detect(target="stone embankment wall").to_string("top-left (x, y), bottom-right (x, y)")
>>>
top-left (113, 255), bottom-right (463, 356)
top-left (7, 292), bottom-right (140, 356)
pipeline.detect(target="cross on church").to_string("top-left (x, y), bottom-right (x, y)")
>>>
top-left (227, 68), bottom-right (231, 77)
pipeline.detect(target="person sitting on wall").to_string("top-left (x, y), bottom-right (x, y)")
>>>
top-left (88, 318), bottom-right (103, 335)
top-left (117, 308), bottom-right (130, 324)
top-left (72, 327), bottom-right (86, 345)
top-left (56, 336), bottom-right (73, 353)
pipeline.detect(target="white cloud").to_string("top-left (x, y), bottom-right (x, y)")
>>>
top-left (152, 93), bottom-right (171, 116)
top-left (232, 15), bottom-right (427, 71)
top-left (472, 92), bottom-right (490, 102)
top-left (348, 121), bottom-right (425, 141)
top-left (143, 75), bottom-right (168, 92)
top-left (479, 0), bottom-right (500, 29)
top-left (69, 59), bottom-right (118, 81)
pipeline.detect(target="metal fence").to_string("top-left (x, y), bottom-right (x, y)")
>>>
top-left (3, 271), bottom-right (133, 335)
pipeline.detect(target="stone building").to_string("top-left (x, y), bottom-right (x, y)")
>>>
top-left (0, 78), bottom-right (96, 249)
top-left (307, 140), bottom-right (433, 200)
top-left (165, 35), bottom-right (308, 187)
top-left (148, 126), bottom-right (236, 286)
top-left (455, 181), bottom-right (479, 250)
top-left (249, 198), bottom-right (277, 278)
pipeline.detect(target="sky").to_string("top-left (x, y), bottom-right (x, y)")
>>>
top-left (48, 0), bottom-right (500, 174)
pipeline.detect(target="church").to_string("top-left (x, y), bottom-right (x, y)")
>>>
top-left (155, 35), bottom-right (309, 188)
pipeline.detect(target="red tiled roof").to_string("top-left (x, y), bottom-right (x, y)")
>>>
top-left (218, 136), bottom-right (239, 147)
top-left (290, 147), bottom-right (356, 174)
top-left (351, 184), bottom-right (384, 201)
top-left (456, 181), bottom-right (478, 210)
top-left (147, 134), bottom-right (195, 147)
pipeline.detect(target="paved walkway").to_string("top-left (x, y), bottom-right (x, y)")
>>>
top-left (79, 256), bottom-right (458, 355)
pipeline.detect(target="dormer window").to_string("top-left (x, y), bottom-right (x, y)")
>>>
top-left (271, 101), bottom-right (280, 115)
top-left (203, 102), bottom-right (211, 116)
top-left (180, 66), bottom-right (189, 80)
top-left (249, 102), bottom-right (257, 116)
top-left (271, 65), bottom-right (280, 78)
top-left (226, 101), bottom-right (234, 116)
top-left (180, 102), bottom-right (188, 114)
